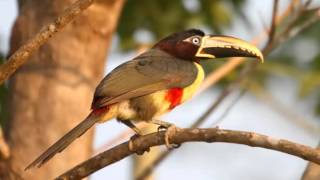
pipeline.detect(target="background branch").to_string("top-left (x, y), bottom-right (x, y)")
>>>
top-left (265, 0), bottom-right (279, 50)
top-left (247, 81), bottom-right (320, 135)
top-left (197, 0), bottom-right (304, 94)
top-left (57, 127), bottom-right (320, 180)
top-left (0, 0), bottom-right (94, 85)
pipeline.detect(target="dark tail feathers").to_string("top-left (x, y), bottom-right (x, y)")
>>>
top-left (25, 113), bottom-right (98, 170)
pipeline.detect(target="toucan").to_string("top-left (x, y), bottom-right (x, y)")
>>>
top-left (26, 29), bottom-right (263, 169)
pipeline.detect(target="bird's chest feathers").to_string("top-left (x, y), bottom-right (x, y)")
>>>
top-left (153, 62), bottom-right (204, 112)
top-left (165, 88), bottom-right (183, 109)
top-left (163, 62), bottom-right (205, 110)
top-left (179, 62), bottom-right (204, 103)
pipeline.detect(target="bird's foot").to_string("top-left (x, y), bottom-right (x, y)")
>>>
top-left (157, 125), bottom-right (168, 132)
top-left (128, 134), bottom-right (150, 155)
top-left (151, 119), bottom-right (174, 133)
top-left (164, 125), bottom-right (181, 149)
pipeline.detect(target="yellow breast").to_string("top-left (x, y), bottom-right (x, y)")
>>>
top-left (181, 62), bottom-right (205, 103)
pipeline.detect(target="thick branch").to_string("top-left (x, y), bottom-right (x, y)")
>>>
top-left (0, 0), bottom-right (94, 85)
top-left (57, 128), bottom-right (320, 179)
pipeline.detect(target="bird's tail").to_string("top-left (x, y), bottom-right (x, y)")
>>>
top-left (25, 112), bottom-right (101, 170)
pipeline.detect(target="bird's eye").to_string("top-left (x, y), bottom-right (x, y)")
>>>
top-left (191, 37), bottom-right (200, 45)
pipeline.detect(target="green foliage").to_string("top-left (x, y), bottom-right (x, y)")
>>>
top-left (117, 0), bottom-right (245, 50)
top-left (298, 54), bottom-right (320, 115)
top-left (316, 96), bottom-right (320, 115)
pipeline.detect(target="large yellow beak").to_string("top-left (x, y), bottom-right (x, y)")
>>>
top-left (195, 35), bottom-right (264, 62)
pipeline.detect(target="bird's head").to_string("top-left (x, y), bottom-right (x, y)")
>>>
top-left (153, 29), bottom-right (264, 62)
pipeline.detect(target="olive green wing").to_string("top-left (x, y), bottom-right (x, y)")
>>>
top-left (92, 49), bottom-right (198, 109)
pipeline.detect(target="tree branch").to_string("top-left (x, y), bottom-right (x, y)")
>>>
top-left (265, 0), bottom-right (279, 50)
top-left (0, 0), bottom-right (94, 85)
top-left (56, 127), bottom-right (320, 179)
top-left (197, 0), bottom-right (304, 94)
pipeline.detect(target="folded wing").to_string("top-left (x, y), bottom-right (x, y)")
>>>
top-left (92, 49), bottom-right (198, 109)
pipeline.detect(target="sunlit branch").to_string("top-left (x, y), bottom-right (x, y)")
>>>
top-left (0, 0), bottom-right (94, 85)
top-left (57, 128), bottom-right (320, 180)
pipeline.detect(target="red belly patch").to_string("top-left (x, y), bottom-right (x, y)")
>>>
top-left (165, 88), bottom-right (183, 109)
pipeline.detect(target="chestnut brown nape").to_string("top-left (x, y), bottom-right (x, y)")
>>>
top-left (153, 29), bottom-right (205, 61)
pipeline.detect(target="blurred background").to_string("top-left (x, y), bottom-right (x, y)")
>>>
top-left (0, 0), bottom-right (320, 179)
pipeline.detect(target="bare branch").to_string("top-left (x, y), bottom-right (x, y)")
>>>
top-left (247, 81), bottom-right (320, 136)
top-left (210, 89), bottom-right (246, 127)
top-left (265, 0), bottom-right (279, 50)
top-left (0, 0), bottom-right (94, 85)
top-left (56, 128), bottom-right (320, 179)
top-left (198, 0), bottom-right (306, 94)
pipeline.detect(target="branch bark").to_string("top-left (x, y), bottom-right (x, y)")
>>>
top-left (302, 144), bottom-right (320, 180)
top-left (57, 127), bottom-right (320, 179)
top-left (0, 0), bottom-right (94, 85)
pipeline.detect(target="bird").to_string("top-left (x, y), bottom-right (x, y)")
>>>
top-left (25, 29), bottom-right (263, 170)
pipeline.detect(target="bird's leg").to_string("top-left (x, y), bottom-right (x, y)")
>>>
top-left (118, 119), bottom-right (150, 154)
top-left (118, 119), bottom-right (143, 136)
top-left (151, 119), bottom-right (181, 149)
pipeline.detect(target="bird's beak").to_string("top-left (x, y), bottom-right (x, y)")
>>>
top-left (195, 35), bottom-right (264, 62)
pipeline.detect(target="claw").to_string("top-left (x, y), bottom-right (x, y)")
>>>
top-left (157, 125), bottom-right (167, 132)
top-left (164, 125), bottom-right (180, 149)
top-left (128, 134), bottom-right (150, 155)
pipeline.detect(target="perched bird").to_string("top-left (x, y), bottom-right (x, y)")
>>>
top-left (26, 29), bottom-right (263, 170)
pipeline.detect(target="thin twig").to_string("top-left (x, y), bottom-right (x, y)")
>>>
top-left (197, 0), bottom-right (296, 94)
top-left (210, 89), bottom-right (246, 127)
top-left (265, 0), bottom-right (279, 50)
top-left (56, 127), bottom-right (320, 179)
top-left (0, 0), bottom-right (94, 85)
top-left (247, 81), bottom-right (320, 136)
top-left (267, 1), bottom-right (317, 55)
top-left (276, 7), bottom-right (320, 47)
